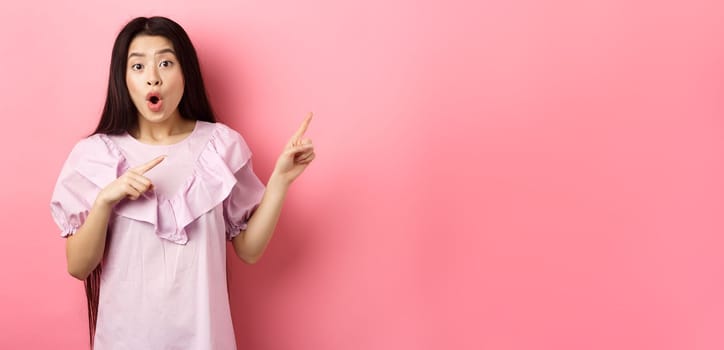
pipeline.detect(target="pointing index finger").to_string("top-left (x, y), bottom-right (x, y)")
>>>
top-left (133, 155), bottom-right (166, 174)
top-left (292, 112), bottom-right (313, 141)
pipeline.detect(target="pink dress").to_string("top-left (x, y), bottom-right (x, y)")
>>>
top-left (50, 121), bottom-right (265, 349)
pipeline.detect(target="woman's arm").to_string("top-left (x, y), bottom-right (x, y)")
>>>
top-left (65, 200), bottom-right (112, 280)
top-left (231, 174), bottom-right (288, 264)
top-left (232, 114), bottom-right (315, 264)
top-left (65, 156), bottom-right (165, 280)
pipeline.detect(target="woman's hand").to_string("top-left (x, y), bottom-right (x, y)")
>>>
top-left (96, 155), bottom-right (165, 206)
top-left (272, 113), bottom-right (316, 186)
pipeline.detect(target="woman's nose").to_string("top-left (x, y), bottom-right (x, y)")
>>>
top-left (146, 69), bottom-right (161, 86)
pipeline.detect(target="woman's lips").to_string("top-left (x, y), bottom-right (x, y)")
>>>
top-left (147, 99), bottom-right (163, 112)
top-left (146, 92), bottom-right (163, 112)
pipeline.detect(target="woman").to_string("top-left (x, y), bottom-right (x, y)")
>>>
top-left (50, 16), bottom-right (315, 349)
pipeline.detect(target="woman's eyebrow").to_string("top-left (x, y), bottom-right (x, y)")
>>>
top-left (128, 48), bottom-right (177, 59)
top-left (155, 48), bottom-right (177, 56)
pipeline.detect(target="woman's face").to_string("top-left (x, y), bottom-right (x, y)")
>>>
top-left (126, 35), bottom-right (184, 124)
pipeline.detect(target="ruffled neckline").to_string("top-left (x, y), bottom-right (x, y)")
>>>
top-left (75, 122), bottom-right (252, 245)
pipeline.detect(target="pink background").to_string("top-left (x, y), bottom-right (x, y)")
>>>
top-left (1, 1), bottom-right (723, 349)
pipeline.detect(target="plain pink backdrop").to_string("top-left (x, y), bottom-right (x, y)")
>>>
top-left (1, 1), bottom-right (723, 349)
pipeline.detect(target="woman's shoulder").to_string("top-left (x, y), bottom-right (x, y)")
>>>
top-left (197, 120), bottom-right (249, 146)
top-left (65, 133), bottom-right (122, 166)
top-left (199, 120), bottom-right (242, 137)
top-left (53, 133), bottom-right (125, 192)
top-left (195, 120), bottom-right (253, 172)
top-left (71, 133), bottom-right (107, 149)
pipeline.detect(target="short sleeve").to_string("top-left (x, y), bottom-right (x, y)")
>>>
top-left (223, 159), bottom-right (265, 240)
top-left (50, 164), bottom-right (98, 237)
top-left (49, 136), bottom-right (120, 237)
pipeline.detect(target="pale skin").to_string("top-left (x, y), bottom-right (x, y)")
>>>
top-left (65, 35), bottom-right (315, 280)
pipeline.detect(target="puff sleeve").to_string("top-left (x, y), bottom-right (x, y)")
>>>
top-left (50, 136), bottom-right (120, 237)
top-left (223, 159), bottom-right (265, 240)
top-left (210, 124), bottom-right (266, 240)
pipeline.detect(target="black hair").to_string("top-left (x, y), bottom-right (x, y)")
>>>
top-left (93, 16), bottom-right (216, 135)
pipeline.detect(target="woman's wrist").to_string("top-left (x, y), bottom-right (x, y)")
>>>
top-left (267, 172), bottom-right (292, 193)
top-left (93, 194), bottom-right (116, 212)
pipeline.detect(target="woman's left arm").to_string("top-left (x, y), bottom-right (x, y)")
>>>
top-left (232, 114), bottom-right (315, 263)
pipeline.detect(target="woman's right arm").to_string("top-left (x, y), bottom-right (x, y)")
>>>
top-left (65, 200), bottom-right (113, 280)
top-left (65, 155), bottom-right (165, 280)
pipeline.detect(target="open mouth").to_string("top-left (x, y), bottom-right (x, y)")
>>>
top-left (146, 93), bottom-right (163, 112)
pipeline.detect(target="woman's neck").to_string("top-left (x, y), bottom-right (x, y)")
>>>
top-left (132, 114), bottom-right (196, 145)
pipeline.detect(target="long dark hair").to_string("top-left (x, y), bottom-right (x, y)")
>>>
top-left (85, 16), bottom-right (217, 348)
top-left (93, 16), bottom-right (216, 135)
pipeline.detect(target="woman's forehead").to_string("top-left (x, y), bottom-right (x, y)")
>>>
top-left (128, 35), bottom-right (176, 57)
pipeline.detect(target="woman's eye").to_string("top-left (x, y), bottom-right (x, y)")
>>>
top-left (160, 60), bottom-right (173, 68)
top-left (131, 63), bottom-right (143, 71)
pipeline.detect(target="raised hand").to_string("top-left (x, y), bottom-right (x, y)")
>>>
top-left (272, 112), bottom-right (316, 185)
top-left (97, 155), bottom-right (165, 206)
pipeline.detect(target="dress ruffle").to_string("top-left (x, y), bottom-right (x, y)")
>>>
top-left (71, 123), bottom-right (252, 245)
